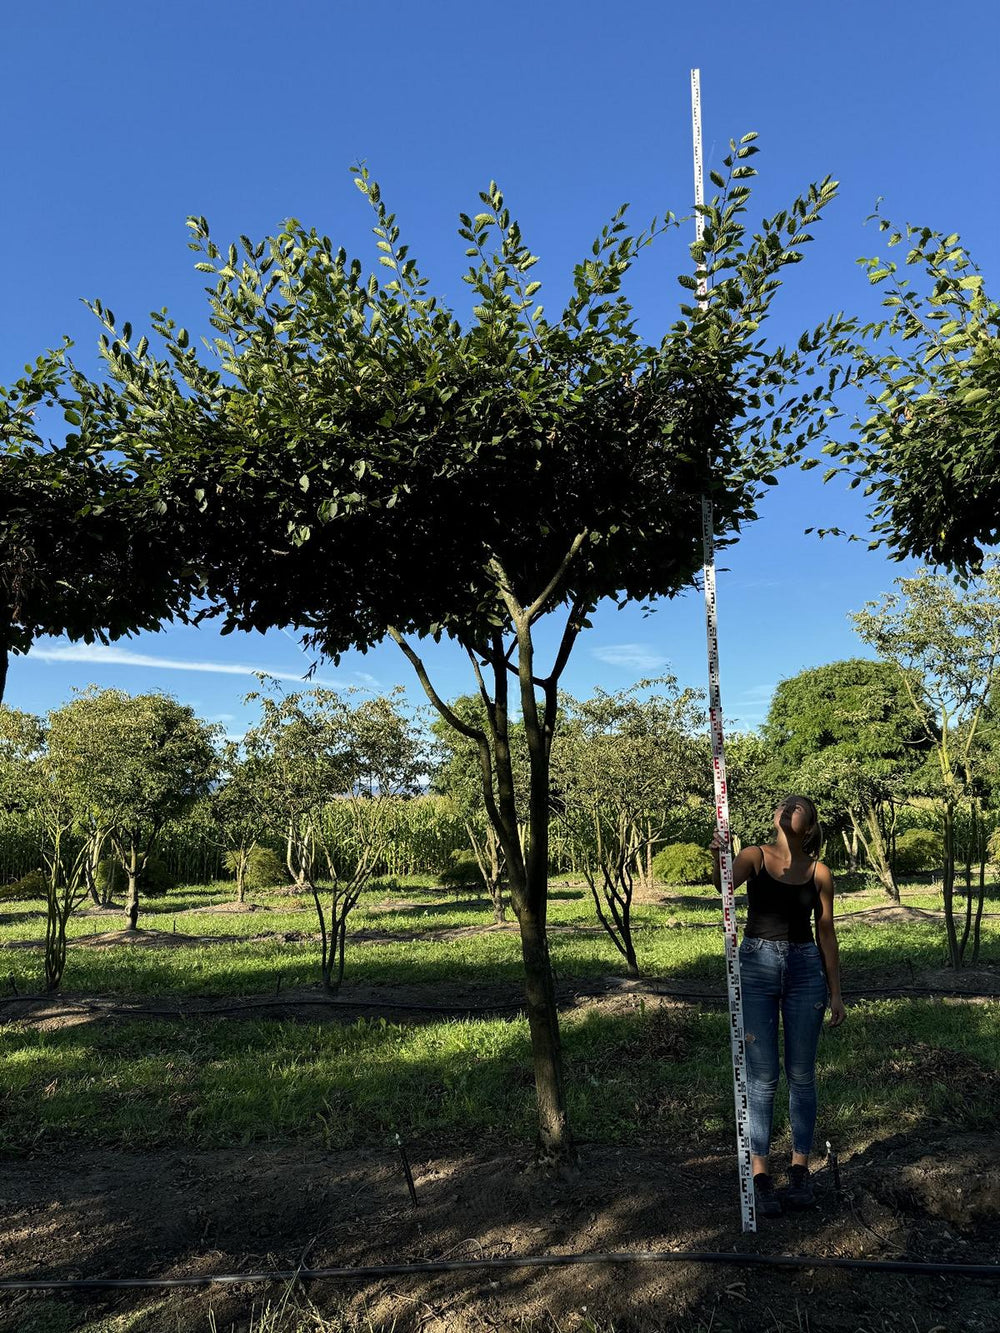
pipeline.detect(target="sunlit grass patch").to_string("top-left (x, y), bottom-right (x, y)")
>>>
top-left (2, 996), bottom-right (995, 1158)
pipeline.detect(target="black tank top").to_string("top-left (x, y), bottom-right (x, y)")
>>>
top-left (745, 847), bottom-right (820, 943)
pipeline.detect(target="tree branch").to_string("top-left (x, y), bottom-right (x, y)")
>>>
top-left (388, 625), bottom-right (506, 848)
top-left (526, 530), bottom-right (590, 624)
top-left (387, 627), bottom-right (485, 744)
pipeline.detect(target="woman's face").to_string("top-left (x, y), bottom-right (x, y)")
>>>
top-left (774, 797), bottom-right (814, 838)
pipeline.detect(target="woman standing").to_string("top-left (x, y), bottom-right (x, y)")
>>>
top-left (710, 795), bottom-right (846, 1218)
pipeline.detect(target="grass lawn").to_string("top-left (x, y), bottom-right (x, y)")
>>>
top-left (0, 873), bottom-right (997, 1161)
top-left (2, 996), bottom-right (996, 1158)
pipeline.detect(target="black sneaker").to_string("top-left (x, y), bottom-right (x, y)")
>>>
top-left (753, 1171), bottom-right (783, 1218)
top-left (783, 1163), bottom-right (815, 1209)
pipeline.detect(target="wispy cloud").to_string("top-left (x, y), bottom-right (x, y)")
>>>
top-left (592, 643), bottom-right (669, 671)
top-left (734, 683), bottom-right (775, 705)
top-left (32, 643), bottom-right (331, 685)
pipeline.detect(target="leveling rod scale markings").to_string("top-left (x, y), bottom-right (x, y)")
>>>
top-left (691, 66), bottom-right (756, 1234)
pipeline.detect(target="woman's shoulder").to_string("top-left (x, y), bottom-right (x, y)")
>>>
top-left (737, 843), bottom-right (765, 873)
top-left (813, 860), bottom-right (834, 890)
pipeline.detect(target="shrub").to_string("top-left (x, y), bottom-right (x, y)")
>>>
top-left (230, 845), bottom-right (287, 892)
top-left (0, 868), bottom-right (47, 902)
top-left (439, 850), bottom-right (482, 888)
top-left (96, 855), bottom-right (175, 897)
top-left (96, 858), bottom-right (126, 896)
top-left (894, 828), bottom-right (944, 875)
top-left (652, 843), bottom-right (715, 886)
top-left (987, 828), bottom-right (1000, 865)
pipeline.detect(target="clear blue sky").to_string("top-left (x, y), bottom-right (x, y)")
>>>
top-left (3, 0), bottom-right (997, 736)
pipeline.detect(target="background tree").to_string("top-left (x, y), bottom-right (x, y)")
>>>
top-left (553, 678), bottom-right (706, 976)
top-left (69, 144), bottom-right (848, 1168)
top-left (818, 217), bottom-right (999, 573)
top-left (431, 695), bottom-right (533, 922)
top-left (209, 745), bottom-right (270, 902)
top-left (719, 731), bottom-right (775, 852)
top-left (0, 707), bottom-right (91, 990)
top-left (851, 566), bottom-right (1000, 965)
top-left (762, 659), bottom-right (930, 897)
top-left (46, 689), bottom-right (220, 930)
top-left (242, 685), bottom-right (421, 992)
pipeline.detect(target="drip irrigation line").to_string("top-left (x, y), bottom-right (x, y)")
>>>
top-left (4, 1246), bottom-right (1000, 1291)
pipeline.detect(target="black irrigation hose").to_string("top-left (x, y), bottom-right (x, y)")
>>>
top-left (4, 1247), bottom-right (1000, 1291)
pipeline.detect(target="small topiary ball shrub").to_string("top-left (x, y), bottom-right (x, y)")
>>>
top-left (652, 843), bottom-right (715, 886)
top-left (97, 855), bottom-right (175, 897)
top-left (894, 828), bottom-right (944, 876)
top-left (0, 868), bottom-right (48, 902)
top-left (229, 846), bottom-right (287, 892)
top-left (439, 850), bottom-right (482, 888)
top-left (96, 858), bottom-right (126, 897)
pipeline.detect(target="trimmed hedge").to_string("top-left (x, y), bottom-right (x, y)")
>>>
top-left (652, 843), bottom-right (715, 886)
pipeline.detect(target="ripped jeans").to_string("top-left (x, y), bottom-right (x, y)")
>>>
top-left (738, 936), bottom-right (829, 1158)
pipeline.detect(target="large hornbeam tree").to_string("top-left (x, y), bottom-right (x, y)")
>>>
top-left (0, 347), bottom-right (199, 702)
top-left (818, 215), bottom-right (999, 573)
top-left (68, 139), bottom-right (849, 1169)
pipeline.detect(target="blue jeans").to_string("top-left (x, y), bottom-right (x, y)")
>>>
top-left (738, 937), bottom-right (829, 1158)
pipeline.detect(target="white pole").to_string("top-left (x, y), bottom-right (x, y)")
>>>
top-left (690, 67), bottom-right (756, 1234)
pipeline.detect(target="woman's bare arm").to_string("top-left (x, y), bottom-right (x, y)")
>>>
top-left (710, 839), bottom-right (761, 892)
top-left (815, 863), bottom-right (846, 1025)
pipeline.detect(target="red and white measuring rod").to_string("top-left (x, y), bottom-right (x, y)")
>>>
top-left (691, 66), bottom-right (756, 1234)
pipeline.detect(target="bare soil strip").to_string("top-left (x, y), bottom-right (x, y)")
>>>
top-left (1, 1132), bottom-right (997, 1331)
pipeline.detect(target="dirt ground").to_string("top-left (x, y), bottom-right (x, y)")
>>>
top-left (0, 1129), bottom-right (997, 1332)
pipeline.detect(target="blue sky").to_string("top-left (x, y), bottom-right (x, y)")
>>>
top-left (3, 0), bottom-right (998, 736)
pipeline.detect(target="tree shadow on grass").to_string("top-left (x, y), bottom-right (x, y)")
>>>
top-left (1, 1004), bottom-right (998, 1331)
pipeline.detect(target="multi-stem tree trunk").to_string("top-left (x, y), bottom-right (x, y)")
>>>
top-left (581, 814), bottom-right (641, 978)
top-left (124, 845), bottom-right (140, 930)
top-left (467, 822), bottom-right (507, 923)
top-left (850, 806), bottom-right (899, 903)
top-left (391, 574), bottom-right (584, 1173)
top-left (941, 802), bottom-right (961, 968)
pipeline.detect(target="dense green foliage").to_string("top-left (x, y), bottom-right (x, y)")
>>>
top-left (653, 843), bottom-right (715, 885)
top-left (895, 828), bottom-right (944, 874)
top-left (821, 218), bottom-right (1000, 572)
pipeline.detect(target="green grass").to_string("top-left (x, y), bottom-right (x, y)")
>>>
top-left (2, 873), bottom-right (998, 997)
top-left (2, 995), bottom-right (996, 1158)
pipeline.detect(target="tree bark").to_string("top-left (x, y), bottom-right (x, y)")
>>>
top-left (941, 803), bottom-right (961, 968)
top-left (972, 855), bottom-right (986, 965)
top-left (516, 906), bottom-right (574, 1170)
top-left (125, 846), bottom-right (140, 931)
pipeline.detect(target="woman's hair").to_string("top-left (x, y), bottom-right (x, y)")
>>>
top-left (781, 794), bottom-right (823, 859)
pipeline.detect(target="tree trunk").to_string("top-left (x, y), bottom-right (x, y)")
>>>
top-left (518, 722), bottom-right (576, 1172)
top-left (972, 854), bottom-right (986, 965)
top-left (941, 803), bottom-right (961, 968)
top-left (840, 826), bottom-right (859, 874)
top-left (236, 854), bottom-right (247, 904)
top-left (125, 847), bottom-right (140, 931)
top-left (286, 821), bottom-right (298, 886)
top-left (516, 906), bottom-right (574, 1171)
